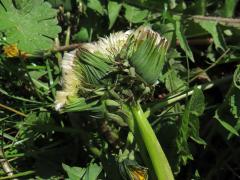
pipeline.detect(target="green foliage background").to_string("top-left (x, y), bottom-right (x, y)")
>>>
top-left (0, 0), bottom-right (240, 179)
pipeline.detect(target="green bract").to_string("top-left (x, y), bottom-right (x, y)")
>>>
top-left (128, 27), bottom-right (168, 84)
top-left (0, 0), bottom-right (61, 53)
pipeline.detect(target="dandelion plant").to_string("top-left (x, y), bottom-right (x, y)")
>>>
top-left (55, 26), bottom-right (174, 180)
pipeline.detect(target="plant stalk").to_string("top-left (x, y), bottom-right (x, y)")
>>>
top-left (151, 74), bottom-right (232, 114)
top-left (129, 102), bottom-right (174, 180)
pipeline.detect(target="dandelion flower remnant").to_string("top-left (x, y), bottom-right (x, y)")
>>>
top-left (55, 26), bottom-right (168, 111)
top-left (55, 30), bottom-right (133, 110)
top-left (55, 27), bottom-right (174, 180)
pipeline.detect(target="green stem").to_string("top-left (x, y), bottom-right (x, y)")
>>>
top-left (129, 102), bottom-right (174, 180)
top-left (0, 171), bottom-right (35, 180)
top-left (0, 102), bottom-right (27, 117)
top-left (65, 26), bottom-right (71, 46)
top-left (151, 74), bottom-right (232, 114)
top-left (123, 105), bottom-right (150, 163)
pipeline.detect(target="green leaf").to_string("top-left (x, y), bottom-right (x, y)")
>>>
top-left (215, 66), bottom-right (240, 137)
top-left (215, 114), bottom-right (239, 136)
top-left (0, 0), bottom-right (61, 53)
top-left (175, 19), bottom-right (194, 62)
top-left (198, 21), bottom-right (225, 50)
top-left (73, 27), bottom-right (89, 42)
top-left (164, 69), bottom-right (186, 92)
top-left (108, 1), bottom-right (122, 29)
top-left (189, 116), bottom-right (207, 145)
top-left (87, 0), bottom-right (104, 15)
top-left (176, 87), bottom-right (205, 166)
top-left (62, 163), bottom-right (86, 180)
top-left (188, 87), bottom-right (205, 116)
top-left (124, 4), bottom-right (149, 23)
top-left (83, 163), bottom-right (102, 180)
top-left (62, 163), bottom-right (102, 180)
top-left (47, 0), bottom-right (73, 11)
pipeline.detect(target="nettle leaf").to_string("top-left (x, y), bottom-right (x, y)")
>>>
top-left (175, 19), bottom-right (194, 62)
top-left (108, 1), bottom-right (122, 29)
top-left (164, 69), bottom-right (186, 93)
top-left (215, 66), bottom-right (240, 137)
top-left (0, 0), bottom-right (61, 54)
top-left (87, 0), bottom-right (104, 15)
top-left (188, 87), bottom-right (205, 116)
top-left (180, 87), bottom-right (205, 141)
top-left (189, 116), bottom-right (206, 146)
top-left (176, 87), bottom-right (205, 166)
top-left (198, 20), bottom-right (225, 50)
top-left (188, 87), bottom-right (206, 145)
top-left (124, 4), bottom-right (149, 23)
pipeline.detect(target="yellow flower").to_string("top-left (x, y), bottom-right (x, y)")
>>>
top-left (3, 44), bottom-right (20, 57)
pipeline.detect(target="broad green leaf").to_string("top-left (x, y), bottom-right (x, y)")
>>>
top-left (29, 70), bottom-right (47, 80)
top-left (73, 27), bottom-right (89, 42)
top-left (164, 69), bottom-right (186, 92)
top-left (175, 19), bottom-right (194, 62)
top-left (198, 21), bottom-right (225, 49)
top-left (108, 1), bottom-right (122, 29)
top-left (87, 0), bottom-right (104, 15)
top-left (63, 163), bottom-right (102, 180)
top-left (0, 0), bottom-right (61, 53)
top-left (62, 163), bottom-right (86, 180)
top-left (124, 4), bottom-right (149, 23)
top-left (83, 163), bottom-right (102, 180)
top-left (188, 87), bottom-right (205, 116)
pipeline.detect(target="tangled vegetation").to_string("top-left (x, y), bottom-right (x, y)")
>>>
top-left (0, 0), bottom-right (240, 179)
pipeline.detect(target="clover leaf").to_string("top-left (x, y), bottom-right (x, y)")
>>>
top-left (0, 0), bottom-right (61, 54)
